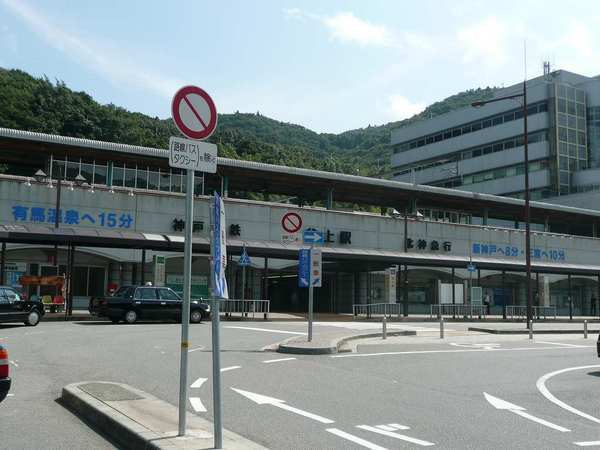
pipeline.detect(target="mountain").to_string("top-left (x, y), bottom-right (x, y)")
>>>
top-left (0, 68), bottom-right (496, 176)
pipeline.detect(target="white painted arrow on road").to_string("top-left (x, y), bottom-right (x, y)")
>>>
top-left (231, 388), bottom-right (335, 424)
top-left (483, 392), bottom-right (570, 432)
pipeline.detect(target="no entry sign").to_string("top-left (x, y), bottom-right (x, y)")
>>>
top-left (281, 212), bottom-right (302, 233)
top-left (171, 86), bottom-right (218, 140)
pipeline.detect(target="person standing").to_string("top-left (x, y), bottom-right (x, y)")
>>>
top-left (483, 293), bottom-right (491, 315)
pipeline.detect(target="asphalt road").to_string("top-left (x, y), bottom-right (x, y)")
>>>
top-left (1, 319), bottom-right (600, 449)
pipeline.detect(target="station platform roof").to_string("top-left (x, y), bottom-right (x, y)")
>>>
top-left (2, 224), bottom-right (599, 276)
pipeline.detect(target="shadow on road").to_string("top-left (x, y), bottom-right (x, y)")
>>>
top-left (0, 324), bottom-right (27, 330)
top-left (73, 321), bottom-right (207, 326)
top-left (587, 371), bottom-right (600, 377)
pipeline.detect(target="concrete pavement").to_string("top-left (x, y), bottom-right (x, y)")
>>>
top-left (2, 319), bottom-right (600, 449)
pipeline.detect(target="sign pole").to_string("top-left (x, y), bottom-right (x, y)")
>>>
top-left (210, 201), bottom-right (223, 449)
top-left (308, 245), bottom-right (314, 342)
top-left (177, 169), bottom-right (194, 436)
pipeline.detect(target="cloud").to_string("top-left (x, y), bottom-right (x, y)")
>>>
top-left (387, 95), bottom-right (425, 121)
top-left (321, 12), bottom-right (394, 47)
top-left (1, 0), bottom-right (182, 99)
top-left (286, 9), bottom-right (432, 50)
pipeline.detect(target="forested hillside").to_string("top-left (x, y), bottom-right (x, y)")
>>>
top-left (0, 68), bottom-right (495, 176)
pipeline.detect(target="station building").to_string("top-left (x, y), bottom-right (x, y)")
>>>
top-left (390, 69), bottom-right (600, 209)
top-left (1, 127), bottom-right (600, 316)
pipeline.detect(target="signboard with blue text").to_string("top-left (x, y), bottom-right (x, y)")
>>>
top-left (213, 192), bottom-right (228, 298)
top-left (298, 249), bottom-right (310, 288)
top-left (11, 204), bottom-right (134, 229)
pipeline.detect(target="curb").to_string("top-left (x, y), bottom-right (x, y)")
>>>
top-left (469, 327), bottom-right (599, 335)
top-left (60, 381), bottom-right (266, 450)
top-left (276, 330), bottom-right (417, 355)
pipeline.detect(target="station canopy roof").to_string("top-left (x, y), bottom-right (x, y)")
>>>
top-left (2, 224), bottom-right (600, 276)
top-left (2, 127), bottom-right (600, 226)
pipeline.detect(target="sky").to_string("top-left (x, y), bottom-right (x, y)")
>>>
top-left (1, 0), bottom-right (599, 133)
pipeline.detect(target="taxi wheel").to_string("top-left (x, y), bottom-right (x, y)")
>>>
top-left (190, 310), bottom-right (202, 323)
top-left (124, 310), bottom-right (138, 324)
top-left (24, 310), bottom-right (40, 327)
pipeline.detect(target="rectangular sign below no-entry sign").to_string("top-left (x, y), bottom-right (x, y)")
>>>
top-left (169, 136), bottom-right (218, 172)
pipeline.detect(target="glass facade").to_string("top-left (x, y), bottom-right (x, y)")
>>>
top-left (588, 106), bottom-right (600, 169)
top-left (48, 156), bottom-right (206, 195)
top-left (554, 83), bottom-right (587, 195)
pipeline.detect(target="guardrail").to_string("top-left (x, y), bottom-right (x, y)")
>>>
top-left (430, 304), bottom-right (487, 319)
top-left (506, 305), bottom-right (557, 320)
top-left (220, 299), bottom-right (270, 320)
top-left (353, 303), bottom-right (401, 319)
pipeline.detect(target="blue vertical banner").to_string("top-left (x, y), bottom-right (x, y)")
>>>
top-left (298, 249), bottom-right (310, 288)
top-left (213, 192), bottom-right (229, 298)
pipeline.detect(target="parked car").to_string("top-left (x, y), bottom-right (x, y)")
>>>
top-left (0, 345), bottom-right (10, 402)
top-left (0, 286), bottom-right (45, 326)
top-left (89, 285), bottom-right (210, 324)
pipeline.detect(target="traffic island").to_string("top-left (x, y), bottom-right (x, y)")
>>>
top-left (276, 330), bottom-right (417, 355)
top-left (60, 381), bottom-right (266, 450)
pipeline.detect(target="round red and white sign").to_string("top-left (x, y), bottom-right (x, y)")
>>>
top-left (171, 85), bottom-right (218, 140)
top-left (281, 212), bottom-right (302, 233)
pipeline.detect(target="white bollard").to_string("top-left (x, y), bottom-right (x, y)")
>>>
top-left (584, 320), bottom-right (588, 339)
top-left (382, 316), bottom-right (387, 340)
top-left (440, 317), bottom-right (444, 339)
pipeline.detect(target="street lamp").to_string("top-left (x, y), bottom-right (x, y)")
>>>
top-left (472, 80), bottom-right (532, 328)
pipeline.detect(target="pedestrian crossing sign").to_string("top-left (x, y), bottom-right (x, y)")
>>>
top-left (238, 247), bottom-right (251, 266)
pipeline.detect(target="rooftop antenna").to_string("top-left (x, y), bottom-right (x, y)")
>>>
top-left (543, 61), bottom-right (551, 76)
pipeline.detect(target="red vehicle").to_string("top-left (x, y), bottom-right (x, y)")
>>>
top-left (0, 345), bottom-right (10, 402)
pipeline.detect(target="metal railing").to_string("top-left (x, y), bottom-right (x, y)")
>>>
top-left (506, 305), bottom-right (557, 320)
top-left (430, 304), bottom-right (487, 318)
top-left (220, 299), bottom-right (270, 320)
top-left (353, 303), bottom-right (401, 319)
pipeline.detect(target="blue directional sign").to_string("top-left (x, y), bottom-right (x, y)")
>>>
top-left (303, 228), bottom-right (324, 244)
top-left (238, 247), bottom-right (251, 267)
top-left (467, 263), bottom-right (477, 273)
top-left (298, 249), bottom-right (310, 288)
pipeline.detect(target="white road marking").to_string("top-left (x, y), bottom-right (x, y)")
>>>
top-left (263, 357), bottom-right (297, 364)
top-left (326, 428), bottom-right (387, 450)
top-left (190, 377), bottom-right (207, 389)
top-left (332, 345), bottom-right (594, 358)
top-left (575, 441), bottom-right (600, 447)
top-left (189, 397), bottom-right (207, 413)
top-left (221, 366), bottom-right (241, 372)
top-left (449, 342), bottom-right (500, 350)
top-left (483, 392), bottom-right (570, 432)
top-left (389, 423), bottom-right (410, 430)
top-left (188, 346), bottom-right (205, 353)
top-left (225, 326), bottom-right (306, 335)
top-left (6, 394), bottom-right (14, 397)
top-left (376, 424), bottom-right (410, 431)
top-left (357, 425), bottom-right (435, 446)
top-left (537, 341), bottom-right (588, 348)
top-left (231, 388), bottom-right (334, 424)
top-left (9, 360), bottom-right (18, 367)
top-left (536, 365), bottom-right (600, 425)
